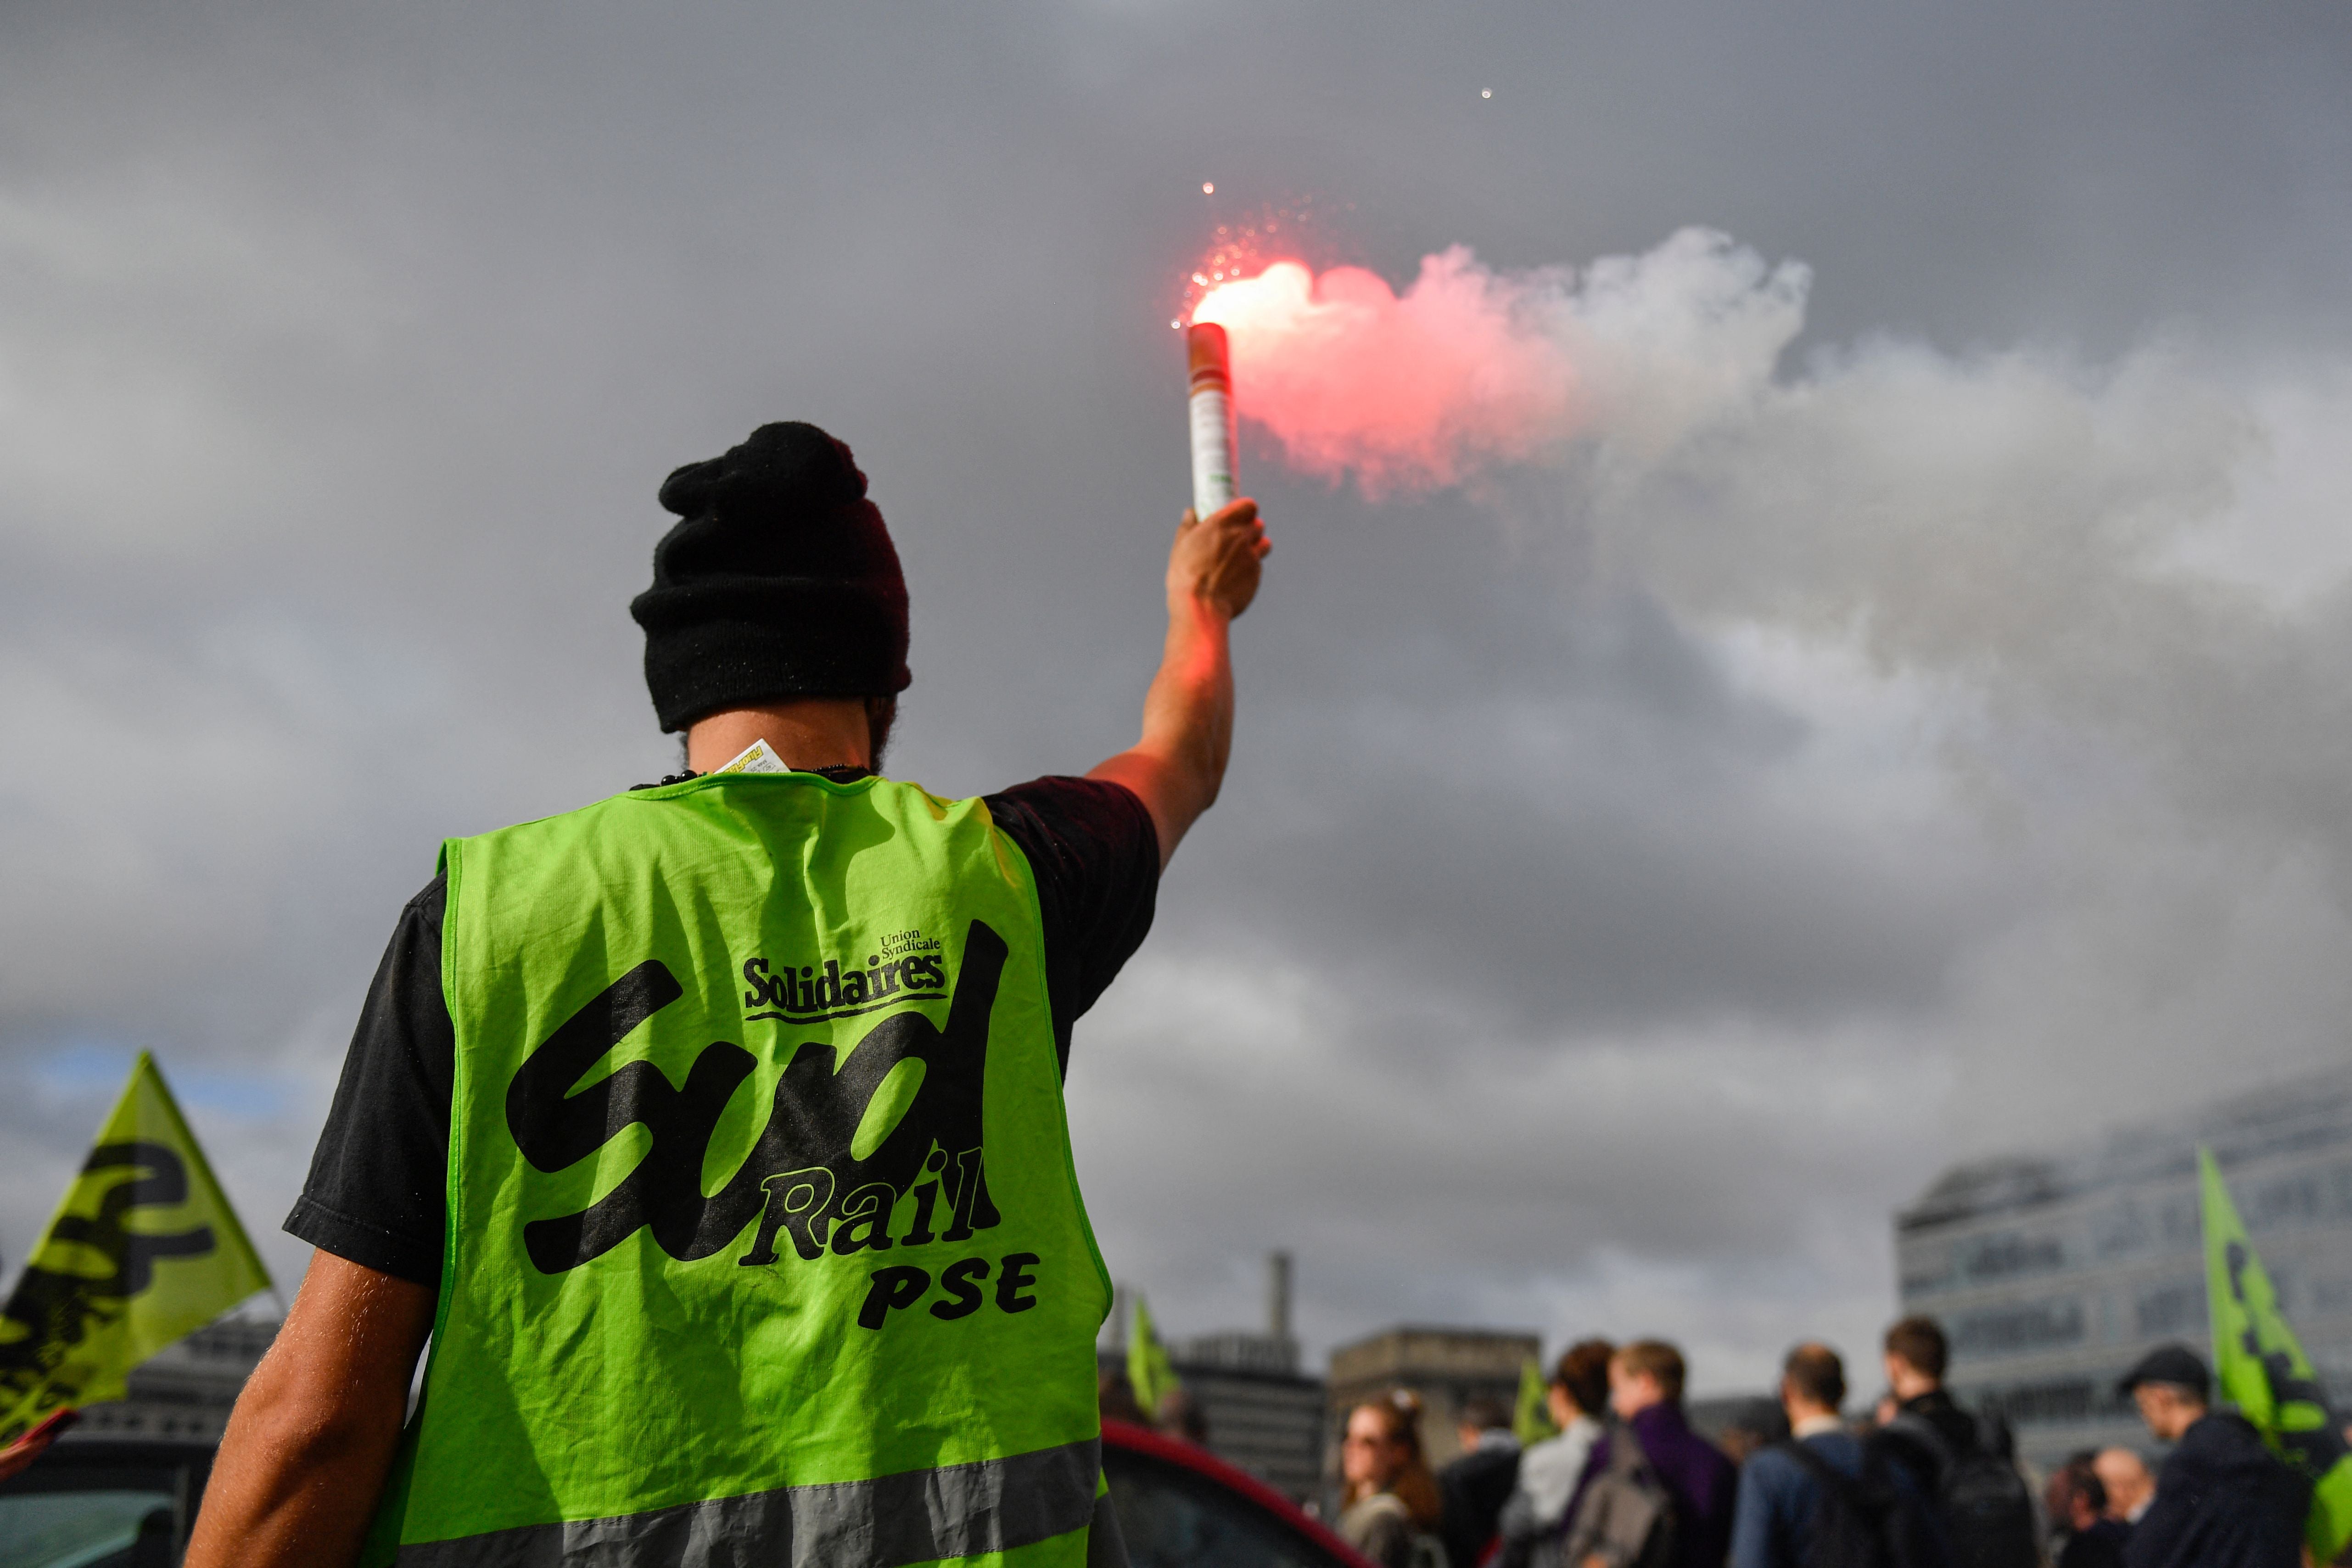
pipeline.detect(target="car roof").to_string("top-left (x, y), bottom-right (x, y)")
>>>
top-left (1102, 1418), bottom-right (1376, 1568)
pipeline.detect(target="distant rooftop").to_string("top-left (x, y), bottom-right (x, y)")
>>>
top-left (1327, 1324), bottom-right (1541, 1385)
top-left (1899, 1063), bottom-right (2352, 1232)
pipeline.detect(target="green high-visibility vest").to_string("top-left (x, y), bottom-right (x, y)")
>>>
top-left (363, 772), bottom-right (1116, 1566)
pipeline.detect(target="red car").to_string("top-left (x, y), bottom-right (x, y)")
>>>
top-left (0, 1422), bottom-right (1370, 1567)
top-left (1103, 1418), bottom-right (1378, 1568)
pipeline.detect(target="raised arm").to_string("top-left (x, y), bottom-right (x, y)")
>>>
top-left (1089, 498), bottom-right (1269, 869)
top-left (185, 1251), bottom-right (437, 1568)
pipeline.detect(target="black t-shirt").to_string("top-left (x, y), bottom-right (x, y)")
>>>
top-left (286, 774), bottom-right (1159, 1286)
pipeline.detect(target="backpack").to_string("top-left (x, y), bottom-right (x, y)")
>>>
top-left (1778, 1437), bottom-right (1935, 1568)
top-left (1883, 1410), bottom-right (2038, 1568)
top-left (1558, 1431), bottom-right (1677, 1568)
top-left (1353, 1490), bottom-right (1452, 1568)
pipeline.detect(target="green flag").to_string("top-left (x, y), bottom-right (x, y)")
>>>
top-left (0, 1052), bottom-right (272, 1443)
top-left (2200, 1145), bottom-right (2352, 1561)
top-left (1126, 1294), bottom-right (1182, 1422)
top-left (1514, 1357), bottom-right (1560, 1446)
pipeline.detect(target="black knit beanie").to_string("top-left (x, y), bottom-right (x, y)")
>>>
top-left (630, 422), bottom-right (911, 732)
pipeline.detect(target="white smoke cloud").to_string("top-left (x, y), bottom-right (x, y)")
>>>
top-left (1223, 228), bottom-right (2352, 898)
top-left (1578, 236), bottom-right (2352, 906)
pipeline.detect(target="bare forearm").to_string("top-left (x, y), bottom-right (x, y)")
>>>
top-left (1140, 593), bottom-right (1237, 807)
top-left (1091, 497), bottom-right (1265, 866)
top-left (186, 1252), bottom-right (435, 1568)
top-left (187, 1363), bottom-right (411, 1567)
top-left (1093, 593), bottom-right (1233, 865)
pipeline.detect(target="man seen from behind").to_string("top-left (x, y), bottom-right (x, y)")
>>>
top-left (183, 422), bottom-right (1270, 1567)
top-left (1495, 1339), bottom-right (1614, 1568)
top-left (1730, 1342), bottom-right (1942, 1568)
top-left (1878, 1316), bottom-right (2037, 1568)
top-left (1439, 1395), bottom-right (1523, 1568)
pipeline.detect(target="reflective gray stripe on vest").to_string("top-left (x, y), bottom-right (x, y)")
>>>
top-left (395, 1437), bottom-right (1102, 1568)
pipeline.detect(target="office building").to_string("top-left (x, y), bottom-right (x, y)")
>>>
top-left (1895, 1065), bottom-right (2352, 1466)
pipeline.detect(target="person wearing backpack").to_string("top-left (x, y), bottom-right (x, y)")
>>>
top-left (1571, 1335), bottom-right (1740, 1568)
top-left (1877, 1318), bottom-right (2038, 1568)
top-left (1495, 1340), bottom-right (1617, 1568)
top-left (1730, 1343), bottom-right (1945, 1568)
top-left (1558, 1412), bottom-right (1680, 1568)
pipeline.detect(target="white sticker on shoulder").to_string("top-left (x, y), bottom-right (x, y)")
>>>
top-left (713, 739), bottom-right (790, 775)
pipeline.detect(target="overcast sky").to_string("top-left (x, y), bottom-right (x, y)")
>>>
top-left (5, 0), bottom-right (2351, 1394)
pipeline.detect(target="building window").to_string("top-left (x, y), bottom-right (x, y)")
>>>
top-left (2134, 1281), bottom-right (2206, 1337)
top-left (1959, 1232), bottom-right (2065, 1282)
top-left (1968, 1378), bottom-right (2106, 1427)
top-left (2090, 1200), bottom-right (2153, 1261)
top-left (1953, 1299), bottom-right (2085, 1355)
top-left (2326, 1163), bottom-right (2352, 1216)
top-left (2248, 1176), bottom-right (2322, 1229)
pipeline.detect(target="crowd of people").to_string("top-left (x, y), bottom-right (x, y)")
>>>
top-left (1320, 1317), bottom-right (2315, 1568)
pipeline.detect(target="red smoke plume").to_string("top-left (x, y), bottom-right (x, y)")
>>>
top-left (1189, 248), bottom-right (1579, 496)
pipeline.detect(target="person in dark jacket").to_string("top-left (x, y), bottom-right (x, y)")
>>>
top-left (1881, 1327), bottom-right (1978, 1457)
top-left (2117, 1344), bottom-right (2308, 1568)
top-left (1609, 1341), bottom-right (1737, 1568)
top-left (1878, 1315), bottom-right (2038, 1568)
top-left (1730, 1342), bottom-right (1943, 1568)
top-left (1439, 1395), bottom-right (1524, 1568)
top-left (1711, 1398), bottom-right (1792, 1468)
top-left (2045, 1455), bottom-right (2128, 1568)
